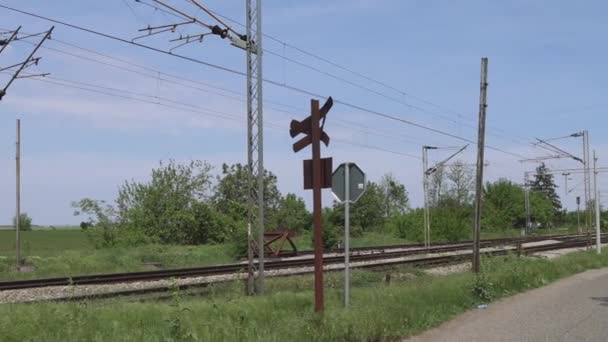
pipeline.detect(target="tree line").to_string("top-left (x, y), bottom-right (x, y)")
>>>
top-left (73, 160), bottom-right (603, 254)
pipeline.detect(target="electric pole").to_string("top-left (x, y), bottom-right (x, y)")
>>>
top-left (15, 119), bottom-right (21, 270)
top-left (582, 130), bottom-right (591, 233)
top-left (524, 172), bottom-right (531, 236)
top-left (594, 150), bottom-right (601, 254)
top-left (576, 196), bottom-right (581, 235)
top-left (472, 57), bottom-right (488, 274)
top-left (562, 172), bottom-right (571, 197)
top-left (133, 0), bottom-right (266, 296)
top-left (422, 146), bottom-right (434, 249)
top-left (246, 0), bottom-right (265, 295)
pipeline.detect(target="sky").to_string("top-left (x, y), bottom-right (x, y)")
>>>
top-left (0, 0), bottom-right (606, 225)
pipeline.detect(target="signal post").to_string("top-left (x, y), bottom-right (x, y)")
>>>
top-left (290, 97), bottom-right (333, 312)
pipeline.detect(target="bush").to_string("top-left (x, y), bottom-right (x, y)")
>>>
top-left (349, 225), bottom-right (364, 238)
top-left (390, 210), bottom-right (423, 242)
top-left (430, 206), bottom-right (471, 241)
top-left (389, 206), bottom-right (470, 243)
top-left (13, 213), bottom-right (32, 231)
top-left (308, 209), bottom-right (340, 250)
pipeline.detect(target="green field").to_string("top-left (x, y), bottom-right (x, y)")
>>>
top-left (0, 227), bottom-right (582, 281)
top-left (0, 229), bottom-right (414, 280)
top-left (0, 228), bottom-right (89, 257)
top-left (1, 247), bottom-right (607, 341)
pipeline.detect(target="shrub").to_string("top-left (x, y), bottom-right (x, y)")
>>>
top-left (430, 206), bottom-right (471, 242)
top-left (13, 213), bottom-right (32, 231)
top-left (390, 210), bottom-right (423, 242)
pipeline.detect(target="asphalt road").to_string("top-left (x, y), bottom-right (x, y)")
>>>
top-left (407, 267), bottom-right (608, 342)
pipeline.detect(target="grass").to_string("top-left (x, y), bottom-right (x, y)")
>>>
top-left (480, 225), bottom-right (578, 239)
top-left (0, 226), bottom-right (586, 281)
top-left (1, 248), bottom-right (608, 341)
top-left (292, 230), bottom-right (413, 250)
top-left (0, 229), bottom-right (236, 280)
top-left (0, 229), bottom-right (90, 257)
top-left (0, 229), bottom-right (411, 281)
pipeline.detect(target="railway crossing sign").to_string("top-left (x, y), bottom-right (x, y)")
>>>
top-left (290, 97), bottom-right (333, 313)
top-left (332, 163), bottom-right (366, 203)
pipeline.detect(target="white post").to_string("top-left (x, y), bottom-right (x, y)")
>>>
top-left (594, 150), bottom-right (601, 254)
top-left (344, 162), bottom-right (350, 307)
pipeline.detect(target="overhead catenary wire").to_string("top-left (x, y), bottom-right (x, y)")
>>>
top-left (200, 5), bottom-right (545, 145)
top-left (137, 0), bottom-right (538, 147)
top-left (8, 71), bottom-right (421, 160)
top-left (1, 4), bottom-right (533, 161)
top-left (11, 36), bottom-right (450, 149)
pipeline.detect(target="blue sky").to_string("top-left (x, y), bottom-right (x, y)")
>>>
top-left (0, 0), bottom-right (606, 224)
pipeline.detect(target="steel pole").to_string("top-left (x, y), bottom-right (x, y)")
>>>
top-left (255, 0), bottom-right (265, 296)
top-left (344, 162), bottom-right (350, 307)
top-left (422, 147), bottom-right (429, 248)
top-left (594, 150), bottom-right (601, 254)
top-left (245, 0), bottom-right (264, 295)
top-left (245, 0), bottom-right (255, 295)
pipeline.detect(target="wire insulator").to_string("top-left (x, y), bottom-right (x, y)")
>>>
top-left (211, 25), bottom-right (227, 38)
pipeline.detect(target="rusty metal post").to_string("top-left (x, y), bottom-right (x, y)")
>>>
top-left (311, 99), bottom-right (324, 312)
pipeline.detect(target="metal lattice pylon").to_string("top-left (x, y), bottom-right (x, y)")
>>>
top-left (246, 0), bottom-right (264, 295)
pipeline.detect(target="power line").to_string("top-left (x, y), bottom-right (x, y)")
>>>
top-left (203, 5), bottom-right (545, 146)
top-left (0, 4), bottom-right (246, 76)
top-left (139, 0), bottom-right (537, 146)
top-left (205, 7), bottom-right (476, 118)
top-left (13, 36), bottom-right (449, 149)
top-left (11, 72), bottom-right (422, 160)
top-left (1, 4), bottom-right (532, 160)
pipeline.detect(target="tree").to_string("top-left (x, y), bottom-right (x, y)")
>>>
top-left (379, 173), bottom-right (409, 217)
top-left (72, 199), bottom-right (119, 248)
top-left (483, 179), bottom-right (525, 230)
top-left (213, 163), bottom-right (281, 223)
top-left (530, 191), bottom-right (554, 227)
top-left (352, 181), bottom-right (385, 231)
top-left (446, 161), bottom-right (473, 206)
top-left (428, 166), bottom-right (446, 207)
top-left (530, 163), bottom-right (562, 216)
top-left (13, 213), bottom-right (32, 231)
top-left (273, 193), bottom-right (310, 232)
top-left (115, 160), bottom-right (215, 245)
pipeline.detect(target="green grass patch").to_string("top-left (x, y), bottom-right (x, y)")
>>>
top-left (292, 230), bottom-right (413, 251)
top-left (0, 228), bottom-right (585, 281)
top-left (0, 229), bottom-right (236, 280)
top-left (0, 229), bottom-right (90, 257)
top-left (2, 250), bottom-right (608, 341)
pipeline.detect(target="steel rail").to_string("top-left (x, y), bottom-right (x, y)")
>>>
top-left (0, 233), bottom-right (601, 292)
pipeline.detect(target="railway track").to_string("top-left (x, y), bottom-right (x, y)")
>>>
top-left (302, 232), bottom-right (590, 256)
top-left (0, 233), bottom-right (600, 293)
